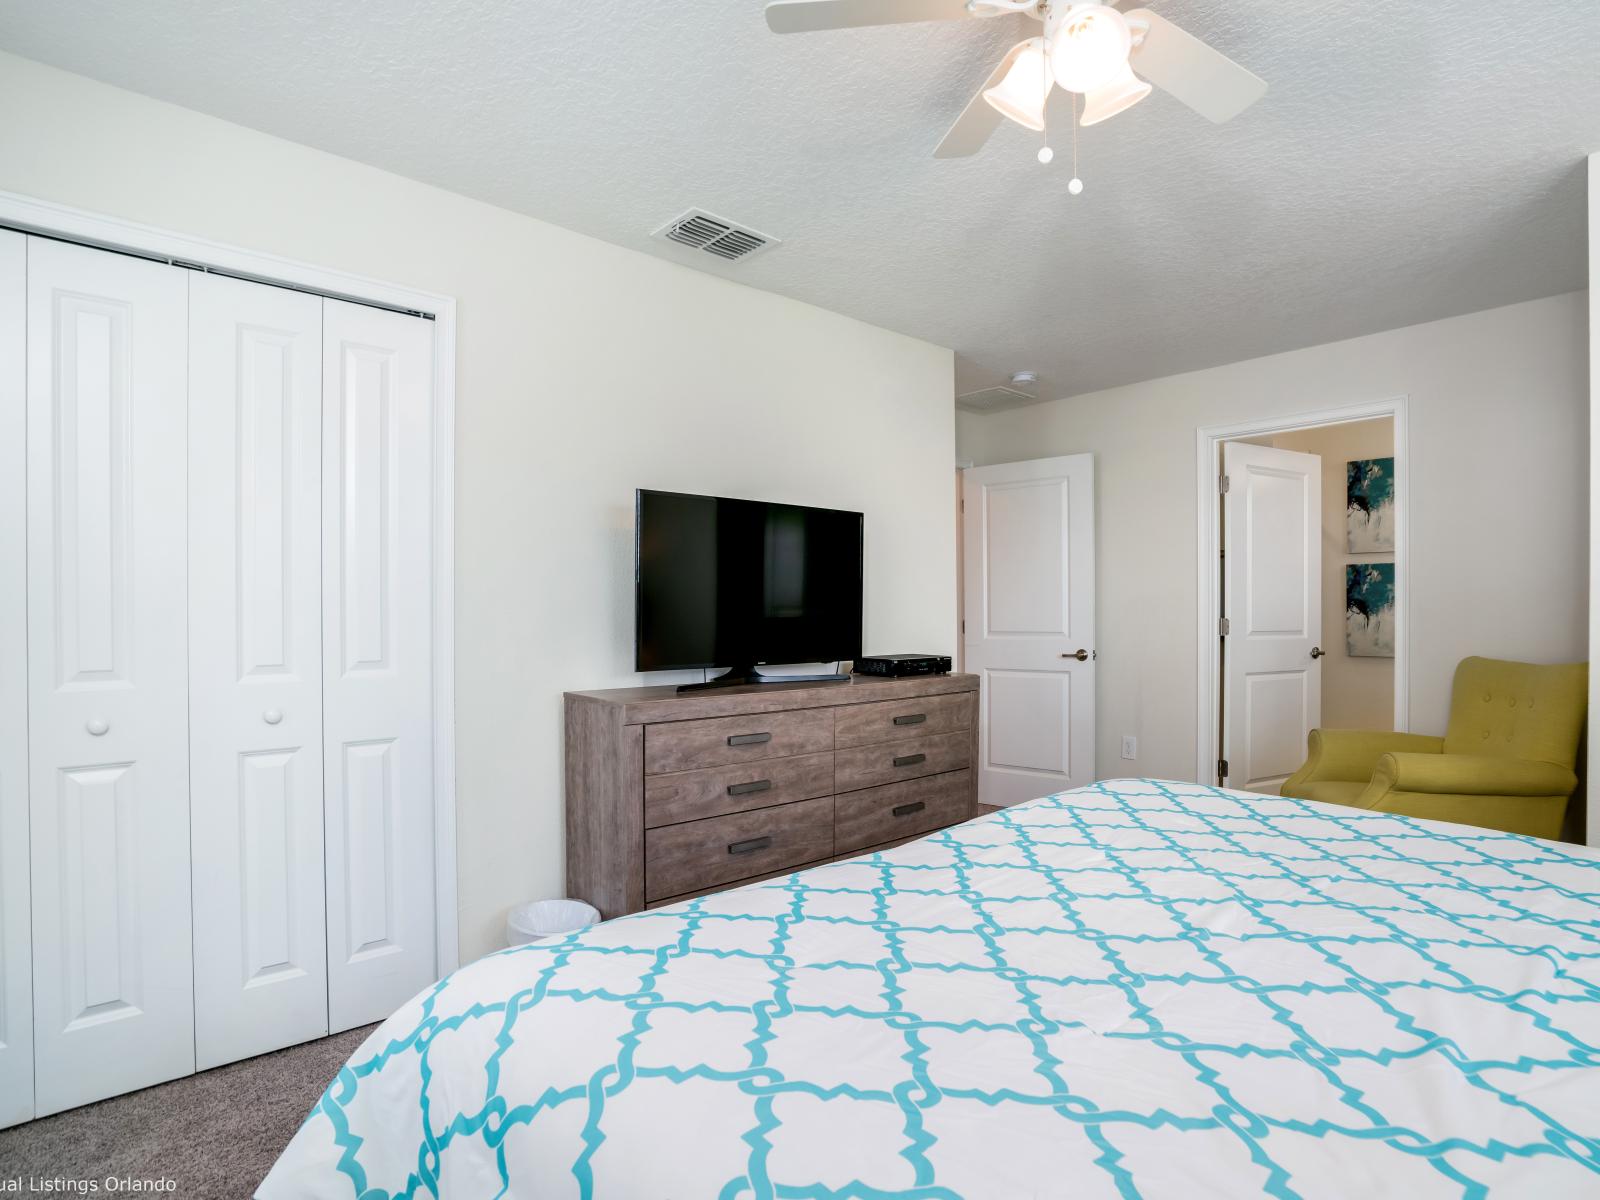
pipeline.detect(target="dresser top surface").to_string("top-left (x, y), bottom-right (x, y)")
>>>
top-left (567, 672), bottom-right (978, 725)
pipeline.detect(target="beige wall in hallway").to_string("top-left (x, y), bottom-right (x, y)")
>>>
top-left (1253, 419), bottom-right (1395, 732)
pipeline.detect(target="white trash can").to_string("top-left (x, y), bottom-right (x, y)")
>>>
top-left (506, 899), bottom-right (600, 947)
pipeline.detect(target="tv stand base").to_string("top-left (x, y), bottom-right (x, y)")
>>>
top-left (676, 667), bottom-right (849, 694)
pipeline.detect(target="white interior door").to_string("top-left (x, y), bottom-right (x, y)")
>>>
top-left (323, 298), bottom-right (437, 1030)
top-left (1221, 441), bottom-right (1322, 793)
top-left (26, 238), bottom-right (193, 1114)
top-left (189, 274), bottom-right (329, 1069)
top-left (962, 455), bottom-right (1096, 806)
top-left (0, 231), bottom-right (32, 1128)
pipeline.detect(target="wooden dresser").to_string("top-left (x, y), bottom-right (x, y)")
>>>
top-left (565, 674), bottom-right (979, 917)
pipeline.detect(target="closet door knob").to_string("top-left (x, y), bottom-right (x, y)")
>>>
top-left (86, 718), bottom-right (109, 736)
top-left (263, 709), bottom-right (284, 726)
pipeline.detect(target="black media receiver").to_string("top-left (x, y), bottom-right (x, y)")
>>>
top-left (853, 654), bottom-right (952, 679)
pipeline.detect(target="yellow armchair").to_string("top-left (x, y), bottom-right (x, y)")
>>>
top-left (1282, 657), bottom-right (1587, 840)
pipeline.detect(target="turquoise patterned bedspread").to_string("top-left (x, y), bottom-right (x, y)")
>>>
top-left (259, 780), bottom-right (1600, 1198)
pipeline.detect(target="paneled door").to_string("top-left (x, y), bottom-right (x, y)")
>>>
top-left (1220, 441), bottom-right (1322, 793)
top-left (322, 298), bottom-right (437, 1030)
top-left (962, 455), bottom-right (1096, 806)
top-left (189, 274), bottom-right (329, 1069)
top-left (25, 237), bottom-right (193, 1115)
top-left (0, 231), bottom-right (31, 1127)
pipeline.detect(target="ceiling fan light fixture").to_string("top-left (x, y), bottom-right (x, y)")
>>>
top-left (1048, 3), bottom-right (1132, 95)
top-left (982, 38), bottom-right (1053, 132)
top-left (1079, 62), bottom-right (1153, 126)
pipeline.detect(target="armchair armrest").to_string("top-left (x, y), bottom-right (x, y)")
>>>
top-left (1284, 729), bottom-right (1446, 790)
top-left (1368, 753), bottom-right (1578, 799)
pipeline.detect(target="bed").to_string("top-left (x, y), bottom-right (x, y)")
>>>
top-left (259, 779), bottom-right (1600, 1198)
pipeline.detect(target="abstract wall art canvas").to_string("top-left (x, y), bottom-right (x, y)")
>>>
top-left (1346, 562), bottom-right (1396, 658)
top-left (1347, 457), bottom-right (1396, 552)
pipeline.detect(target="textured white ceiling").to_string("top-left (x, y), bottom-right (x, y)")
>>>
top-left (3, 1), bottom-right (1595, 400)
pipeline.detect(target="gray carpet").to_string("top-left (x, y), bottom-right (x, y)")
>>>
top-left (0, 1024), bottom-right (375, 1199)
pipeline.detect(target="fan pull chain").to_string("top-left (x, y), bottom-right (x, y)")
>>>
top-left (1069, 92), bottom-right (1084, 195)
top-left (1037, 53), bottom-right (1054, 164)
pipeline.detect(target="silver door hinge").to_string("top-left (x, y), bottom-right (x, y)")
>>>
top-left (1218, 758), bottom-right (1229, 779)
top-left (1219, 474), bottom-right (1230, 494)
top-left (1219, 617), bottom-right (1230, 636)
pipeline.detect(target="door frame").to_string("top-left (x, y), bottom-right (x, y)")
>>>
top-left (0, 189), bottom-right (461, 975)
top-left (1194, 397), bottom-right (1410, 787)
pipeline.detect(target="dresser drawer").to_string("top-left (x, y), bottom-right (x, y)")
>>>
top-left (645, 797), bottom-right (835, 902)
top-left (834, 692), bottom-right (973, 749)
top-left (834, 771), bottom-right (973, 854)
top-left (834, 730), bottom-right (970, 793)
top-left (645, 751), bottom-right (835, 828)
top-left (644, 708), bottom-right (833, 775)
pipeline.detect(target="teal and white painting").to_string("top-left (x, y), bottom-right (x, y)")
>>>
top-left (1346, 562), bottom-right (1396, 658)
top-left (1347, 457), bottom-right (1395, 552)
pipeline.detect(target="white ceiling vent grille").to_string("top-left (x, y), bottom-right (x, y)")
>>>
top-left (653, 209), bottom-right (779, 264)
top-left (956, 385), bottom-right (1041, 413)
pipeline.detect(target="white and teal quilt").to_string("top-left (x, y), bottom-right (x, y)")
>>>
top-left (259, 780), bottom-right (1600, 1198)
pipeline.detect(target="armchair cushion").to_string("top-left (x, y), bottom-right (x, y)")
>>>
top-left (1291, 780), bottom-right (1369, 809)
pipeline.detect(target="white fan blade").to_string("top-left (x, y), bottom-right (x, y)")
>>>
top-left (766, 0), bottom-right (974, 34)
top-left (1124, 8), bottom-right (1267, 123)
top-left (933, 42), bottom-right (1026, 158)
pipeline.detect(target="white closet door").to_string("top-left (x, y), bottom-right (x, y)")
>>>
top-left (26, 238), bottom-right (192, 1114)
top-left (322, 298), bottom-right (437, 1030)
top-left (0, 231), bottom-right (31, 1129)
top-left (189, 274), bottom-right (328, 1069)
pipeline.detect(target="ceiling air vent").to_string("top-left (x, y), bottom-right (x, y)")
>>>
top-left (653, 209), bottom-right (779, 264)
top-left (956, 385), bottom-right (1041, 414)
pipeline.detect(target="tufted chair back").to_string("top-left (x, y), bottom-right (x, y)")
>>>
top-left (1443, 657), bottom-right (1588, 767)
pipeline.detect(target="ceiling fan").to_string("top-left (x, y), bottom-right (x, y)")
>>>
top-left (765, 0), bottom-right (1268, 159)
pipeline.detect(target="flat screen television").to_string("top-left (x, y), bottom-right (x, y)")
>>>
top-left (635, 489), bottom-right (863, 691)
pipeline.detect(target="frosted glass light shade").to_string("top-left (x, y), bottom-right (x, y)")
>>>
top-left (983, 38), bottom-right (1053, 132)
top-left (1048, 4), bottom-right (1132, 95)
top-left (1079, 62), bottom-right (1153, 126)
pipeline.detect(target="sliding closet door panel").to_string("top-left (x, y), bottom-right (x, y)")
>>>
top-left (0, 231), bottom-right (32, 1129)
top-left (25, 238), bottom-right (192, 1115)
top-left (189, 274), bottom-right (328, 1070)
top-left (322, 299), bottom-right (436, 1031)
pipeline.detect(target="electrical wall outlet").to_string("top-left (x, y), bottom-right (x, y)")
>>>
top-left (1120, 735), bottom-right (1138, 761)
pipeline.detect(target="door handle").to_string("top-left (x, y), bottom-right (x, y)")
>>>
top-left (726, 779), bottom-right (772, 797)
top-left (893, 753), bottom-right (926, 768)
top-left (892, 801), bottom-right (926, 818)
top-left (892, 713), bottom-right (926, 726)
top-left (1310, 647), bottom-right (1326, 659)
top-left (1062, 649), bottom-right (1090, 662)
top-left (263, 708), bottom-right (284, 725)
top-left (728, 836), bottom-right (773, 856)
top-left (727, 732), bottom-right (772, 747)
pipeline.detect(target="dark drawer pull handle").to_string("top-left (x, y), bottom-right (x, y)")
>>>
top-left (893, 753), bottom-right (926, 768)
top-left (893, 714), bottom-right (927, 726)
top-left (892, 801), bottom-right (926, 818)
top-left (727, 779), bottom-right (773, 797)
top-left (728, 836), bottom-right (773, 856)
top-left (727, 732), bottom-right (772, 747)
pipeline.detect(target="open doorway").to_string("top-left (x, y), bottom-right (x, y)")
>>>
top-left (1196, 401), bottom-right (1408, 791)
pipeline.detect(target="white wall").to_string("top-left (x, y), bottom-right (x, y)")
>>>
top-left (960, 294), bottom-right (1590, 785)
top-left (1589, 152), bottom-right (1599, 848)
top-left (0, 53), bottom-right (958, 961)
top-left (1252, 419), bottom-right (1395, 732)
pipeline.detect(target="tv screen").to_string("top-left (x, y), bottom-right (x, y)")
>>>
top-left (635, 489), bottom-right (864, 672)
